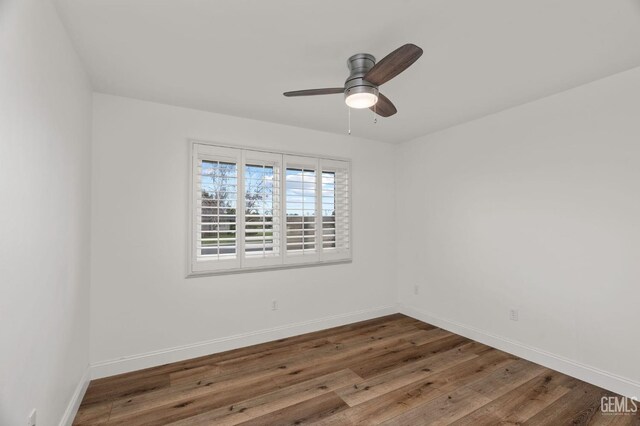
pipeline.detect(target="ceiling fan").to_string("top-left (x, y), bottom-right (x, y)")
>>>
top-left (283, 44), bottom-right (423, 118)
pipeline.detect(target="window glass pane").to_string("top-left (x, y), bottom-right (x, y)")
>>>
top-left (322, 171), bottom-right (336, 249)
top-left (200, 160), bottom-right (237, 258)
top-left (286, 167), bottom-right (316, 253)
top-left (245, 163), bottom-right (279, 257)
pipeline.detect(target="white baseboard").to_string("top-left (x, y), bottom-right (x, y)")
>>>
top-left (59, 366), bottom-right (90, 426)
top-left (90, 305), bottom-right (396, 379)
top-left (399, 303), bottom-right (640, 399)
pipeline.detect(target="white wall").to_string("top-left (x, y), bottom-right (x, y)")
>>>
top-left (397, 67), bottom-right (640, 397)
top-left (0, 0), bottom-right (92, 424)
top-left (90, 94), bottom-right (397, 375)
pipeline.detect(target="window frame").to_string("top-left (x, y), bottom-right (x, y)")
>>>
top-left (188, 140), bottom-right (352, 277)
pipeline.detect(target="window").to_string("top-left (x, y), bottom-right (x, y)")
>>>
top-left (190, 143), bottom-right (351, 275)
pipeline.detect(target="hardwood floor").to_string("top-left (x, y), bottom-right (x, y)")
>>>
top-left (74, 314), bottom-right (639, 425)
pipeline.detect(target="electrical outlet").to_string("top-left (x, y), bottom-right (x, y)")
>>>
top-left (271, 300), bottom-right (278, 311)
top-left (509, 309), bottom-right (519, 322)
top-left (28, 409), bottom-right (36, 426)
top-left (413, 285), bottom-right (419, 295)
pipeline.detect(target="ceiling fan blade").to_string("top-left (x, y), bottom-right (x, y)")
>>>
top-left (371, 93), bottom-right (397, 117)
top-left (283, 88), bottom-right (344, 97)
top-left (364, 44), bottom-right (423, 86)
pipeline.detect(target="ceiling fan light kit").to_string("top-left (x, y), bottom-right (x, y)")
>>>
top-left (344, 53), bottom-right (379, 109)
top-left (283, 44), bottom-right (423, 121)
top-left (345, 86), bottom-right (379, 109)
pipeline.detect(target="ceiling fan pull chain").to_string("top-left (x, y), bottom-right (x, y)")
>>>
top-left (348, 106), bottom-right (351, 135)
top-left (373, 94), bottom-right (377, 124)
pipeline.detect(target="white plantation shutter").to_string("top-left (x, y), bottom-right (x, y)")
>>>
top-left (320, 159), bottom-right (351, 261)
top-left (283, 155), bottom-right (320, 264)
top-left (189, 142), bottom-right (351, 275)
top-left (192, 144), bottom-right (242, 272)
top-left (242, 150), bottom-right (282, 267)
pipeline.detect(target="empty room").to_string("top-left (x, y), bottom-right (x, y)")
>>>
top-left (2, 0), bottom-right (640, 425)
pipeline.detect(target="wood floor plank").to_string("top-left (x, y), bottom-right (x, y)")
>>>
top-left (399, 327), bottom-right (454, 346)
top-left (450, 370), bottom-right (573, 425)
top-left (314, 374), bottom-right (445, 425)
top-left (72, 400), bottom-right (112, 425)
top-left (336, 341), bottom-right (484, 406)
top-left (348, 333), bottom-right (470, 379)
top-left (315, 350), bottom-right (519, 424)
top-left (596, 414), bottom-right (640, 426)
top-left (74, 314), bottom-right (634, 426)
top-left (315, 351), bottom-right (502, 423)
top-left (522, 382), bottom-right (633, 426)
top-left (82, 373), bottom-right (171, 405)
top-left (168, 364), bottom-right (221, 383)
top-left (426, 349), bottom-right (518, 392)
top-left (236, 392), bottom-right (349, 426)
top-left (465, 357), bottom-right (547, 398)
top-left (381, 359), bottom-right (546, 425)
top-left (380, 385), bottom-right (492, 425)
top-left (382, 359), bottom-right (544, 425)
top-left (165, 369), bottom-right (360, 425)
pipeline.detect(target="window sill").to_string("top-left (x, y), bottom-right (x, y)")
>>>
top-left (186, 258), bottom-right (352, 278)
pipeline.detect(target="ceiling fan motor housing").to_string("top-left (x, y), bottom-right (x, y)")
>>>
top-left (345, 53), bottom-right (378, 99)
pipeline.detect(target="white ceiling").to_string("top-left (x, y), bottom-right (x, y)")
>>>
top-left (54, 0), bottom-right (640, 143)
